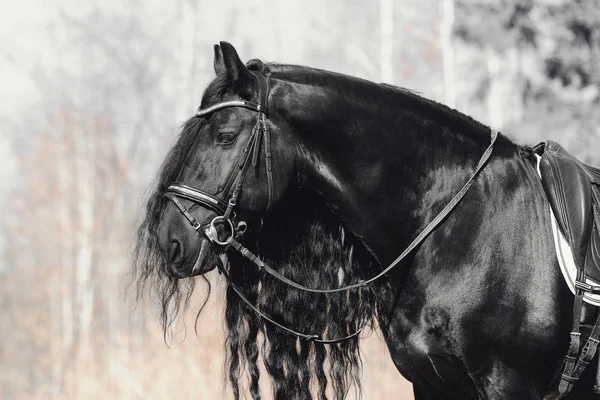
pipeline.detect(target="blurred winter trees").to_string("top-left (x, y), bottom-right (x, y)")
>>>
top-left (455, 0), bottom-right (600, 161)
top-left (1, 0), bottom-right (599, 399)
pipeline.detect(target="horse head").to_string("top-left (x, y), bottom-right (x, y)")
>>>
top-left (157, 42), bottom-right (297, 278)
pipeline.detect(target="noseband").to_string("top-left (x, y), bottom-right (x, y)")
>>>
top-left (164, 70), bottom-right (500, 343)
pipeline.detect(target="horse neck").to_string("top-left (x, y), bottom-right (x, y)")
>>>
top-left (279, 77), bottom-right (513, 266)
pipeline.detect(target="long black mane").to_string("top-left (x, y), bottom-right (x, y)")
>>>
top-left (133, 116), bottom-right (204, 334)
top-left (132, 73), bottom-right (241, 332)
top-left (256, 61), bottom-right (489, 138)
top-left (133, 61), bottom-right (514, 399)
top-left (225, 188), bottom-right (381, 400)
top-left (133, 142), bottom-right (381, 399)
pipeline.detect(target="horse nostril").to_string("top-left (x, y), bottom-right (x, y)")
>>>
top-left (169, 239), bottom-right (183, 264)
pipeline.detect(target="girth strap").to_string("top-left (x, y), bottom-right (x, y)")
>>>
top-left (573, 317), bottom-right (600, 378)
top-left (559, 306), bottom-right (600, 395)
top-left (559, 284), bottom-right (585, 396)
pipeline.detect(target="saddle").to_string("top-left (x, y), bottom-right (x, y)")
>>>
top-left (536, 141), bottom-right (600, 397)
top-left (538, 141), bottom-right (600, 284)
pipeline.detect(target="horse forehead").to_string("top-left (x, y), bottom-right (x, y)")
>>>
top-left (178, 129), bottom-right (232, 178)
top-left (206, 107), bottom-right (247, 127)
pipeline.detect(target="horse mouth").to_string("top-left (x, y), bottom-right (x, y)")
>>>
top-left (169, 238), bottom-right (221, 278)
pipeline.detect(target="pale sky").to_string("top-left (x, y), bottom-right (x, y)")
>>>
top-left (1, 0), bottom-right (96, 263)
top-left (2, 1), bottom-right (75, 113)
top-left (1, 1), bottom-right (146, 114)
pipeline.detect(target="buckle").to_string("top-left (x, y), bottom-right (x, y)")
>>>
top-left (575, 281), bottom-right (592, 292)
top-left (205, 216), bottom-right (235, 246)
top-left (574, 280), bottom-right (600, 294)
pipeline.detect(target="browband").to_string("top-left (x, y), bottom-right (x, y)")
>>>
top-left (196, 100), bottom-right (263, 117)
top-left (166, 183), bottom-right (228, 215)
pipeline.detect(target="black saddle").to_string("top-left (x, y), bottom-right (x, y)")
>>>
top-left (537, 141), bottom-right (600, 284)
top-left (537, 141), bottom-right (600, 397)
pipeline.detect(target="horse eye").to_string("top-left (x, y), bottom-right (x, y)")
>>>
top-left (217, 132), bottom-right (237, 145)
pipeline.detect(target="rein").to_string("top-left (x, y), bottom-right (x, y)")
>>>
top-left (217, 263), bottom-right (367, 343)
top-left (164, 70), bottom-right (499, 342)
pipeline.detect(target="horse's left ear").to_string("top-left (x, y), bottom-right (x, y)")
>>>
top-left (219, 41), bottom-right (253, 90)
top-left (213, 44), bottom-right (226, 76)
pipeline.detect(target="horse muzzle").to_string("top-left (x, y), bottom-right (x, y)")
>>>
top-left (157, 203), bottom-right (223, 278)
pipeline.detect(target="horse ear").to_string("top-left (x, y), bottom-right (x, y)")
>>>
top-left (213, 44), bottom-right (226, 76)
top-left (219, 41), bottom-right (251, 86)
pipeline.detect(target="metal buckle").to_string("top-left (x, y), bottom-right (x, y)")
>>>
top-left (575, 281), bottom-right (593, 293)
top-left (205, 216), bottom-right (235, 246)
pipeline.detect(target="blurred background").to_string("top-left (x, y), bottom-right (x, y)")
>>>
top-left (2, 0), bottom-right (600, 398)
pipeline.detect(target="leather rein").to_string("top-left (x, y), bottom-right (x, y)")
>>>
top-left (164, 70), bottom-right (499, 343)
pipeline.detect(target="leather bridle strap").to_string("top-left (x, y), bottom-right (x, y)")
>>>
top-left (164, 121), bottom-right (263, 240)
top-left (249, 70), bottom-right (273, 210)
top-left (216, 261), bottom-right (366, 343)
top-left (195, 100), bottom-right (264, 116)
top-left (164, 192), bottom-right (204, 231)
top-left (165, 71), bottom-right (272, 221)
top-left (166, 184), bottom-right (228, 216)
top-left (226, 129), bottom-right (499, 293)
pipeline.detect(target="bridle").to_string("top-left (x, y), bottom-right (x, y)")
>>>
top-left (164, 70), bottom-right (273, 244)
top-left (164, 70), bottom-right (499, 343)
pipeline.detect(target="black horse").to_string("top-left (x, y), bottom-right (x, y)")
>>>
top-left (133, 42), bottom-right (593, 399)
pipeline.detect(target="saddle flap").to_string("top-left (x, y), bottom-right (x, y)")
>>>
top-left (540, 142), bottom-right (594, 266)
